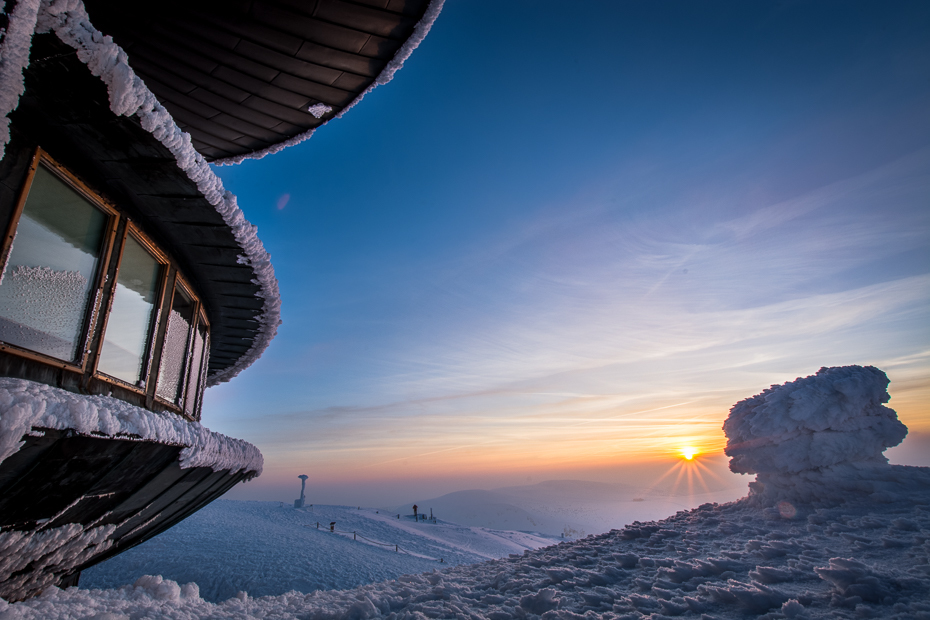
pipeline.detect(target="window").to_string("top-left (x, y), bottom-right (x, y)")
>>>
top-left (0, 149), bottom-right (211, 419)
top-left (96, 231), bottom-right (165, 386)
top-left (156, 281), bottom-right (195, 404)
top-left (0, 163), bottom-right (113, 364)
top-left (184, 311), bottom-right (210, 416)
top-left (155, 280), bottom-right (210, 418)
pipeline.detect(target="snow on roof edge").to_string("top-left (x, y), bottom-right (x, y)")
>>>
top-left (0, 0), bottom-right (42, 159)
top-left (0, 377), bottom-right (263, 475)
top-left (211, 0), bottom-right (445, 166)
top-left (0, 0), bottom-right (281, 386)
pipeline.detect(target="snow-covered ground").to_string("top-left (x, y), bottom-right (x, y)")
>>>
top-left (2, 365), bottom-right (928, 618)
top-left (4, 472), bottom-right (929, 619)
top-left (80, 501), bottom-right (560, 602)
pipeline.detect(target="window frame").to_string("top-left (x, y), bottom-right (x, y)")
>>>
top-left (183, 306), bottom-right (211, 417)
top-left (0, 148), bottom-right (213, 420)
top-left (0, 148), bottom-right (120, 372)
top-left (91, 222), bottom-right (171, 395)
top-left (152, 272), bottom-right (205, 413)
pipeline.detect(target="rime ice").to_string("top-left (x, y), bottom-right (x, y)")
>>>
top-left (7, 0), bottom-right (285, 386)
top-left (724, 366), bottom-right (910, 503)
top-left (0, 378), bottom-right (263, 474)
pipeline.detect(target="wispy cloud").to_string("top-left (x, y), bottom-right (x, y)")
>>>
top-left (214, 150), bottom-right (929, 487)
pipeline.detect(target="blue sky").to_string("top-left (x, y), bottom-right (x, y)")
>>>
top-left (205, 1), bottom-right (930, 505)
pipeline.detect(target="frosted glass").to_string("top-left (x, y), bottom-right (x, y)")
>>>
top-left (0, 166), bottom-right (106, 362)
top-left (156, 285), bottom-right (194, 403)
top-left (183, 320), bottom-right (208, 416)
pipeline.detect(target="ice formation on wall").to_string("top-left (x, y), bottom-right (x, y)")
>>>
top-left (212, 0), bottom-right (446, 166)
top-left (0, 0), bottom-right (41, 160)
top-left (0, 377), bottom-right (263, 475)
top-left (724, 365), bottom-right (909, 503)
top-left (0, 522), bottom-right (115, 603)
top-left (0, 0), bottom-right (282, 386)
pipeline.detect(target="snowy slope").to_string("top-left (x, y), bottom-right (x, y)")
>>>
top-left (6, 471), bottom-right (930, 619)
top-left (80, 501), bottom-right (560, 602)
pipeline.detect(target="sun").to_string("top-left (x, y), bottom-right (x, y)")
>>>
top-left (680, 446), bottom-right (699, 460)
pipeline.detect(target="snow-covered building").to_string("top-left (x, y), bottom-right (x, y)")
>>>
top-left (0, 0), bottom-right (441, 601)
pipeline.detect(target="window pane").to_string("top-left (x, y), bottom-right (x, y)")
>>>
top-left (97, 235), bottom-right (161, 384)
top-left (183, 319), bottom-right (208, 416)
top-left (0, 166), bottom-right (107, 362)
top-left (156, 285), bottom-right (194, 403)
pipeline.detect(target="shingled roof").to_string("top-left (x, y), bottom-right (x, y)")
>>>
top-left (82, 0), bottom-right (439, 162)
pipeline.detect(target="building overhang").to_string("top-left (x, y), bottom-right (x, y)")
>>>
top-left (8, 32), bottom-right (274, 384)
top-left (81, 0), bottom-right (442, 164)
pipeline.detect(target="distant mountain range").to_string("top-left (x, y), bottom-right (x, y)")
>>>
top-left (397, 478), bottom-right (747, 537)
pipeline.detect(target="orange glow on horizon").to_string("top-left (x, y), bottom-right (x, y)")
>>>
top-left (680, 446), bottom-right (699, 460)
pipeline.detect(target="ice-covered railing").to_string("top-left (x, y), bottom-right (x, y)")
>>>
top-left (723, 365), bottom-right (910, 504)
top-left (0, 0), bottom-right (281, 386)
top-left (212, 0), bottom-right (445, 166)
top-left (0, 378), bottom-right (263, 475)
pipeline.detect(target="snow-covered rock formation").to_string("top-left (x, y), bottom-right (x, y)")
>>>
top-left (723, 365), bottom-right (913, 504)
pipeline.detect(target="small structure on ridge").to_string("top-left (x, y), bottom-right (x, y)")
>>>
top-left (295, 475), bottom-right (309, 509)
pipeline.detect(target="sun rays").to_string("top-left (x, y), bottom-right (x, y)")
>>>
top-left (645, 449), bottom-right (728, 499)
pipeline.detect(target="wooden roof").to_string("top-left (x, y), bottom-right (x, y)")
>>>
top-left (82, 0), bottom-right (434, 161)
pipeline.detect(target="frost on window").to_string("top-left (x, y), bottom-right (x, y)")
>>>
top-left (0, 166), bottom-right (107, 362)
top-left (97, 235), bottom-right (161, 384)
top-left (183, 318), bottom-right (208, 417)
top-left (156, 285), bottom-right (194, 404)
